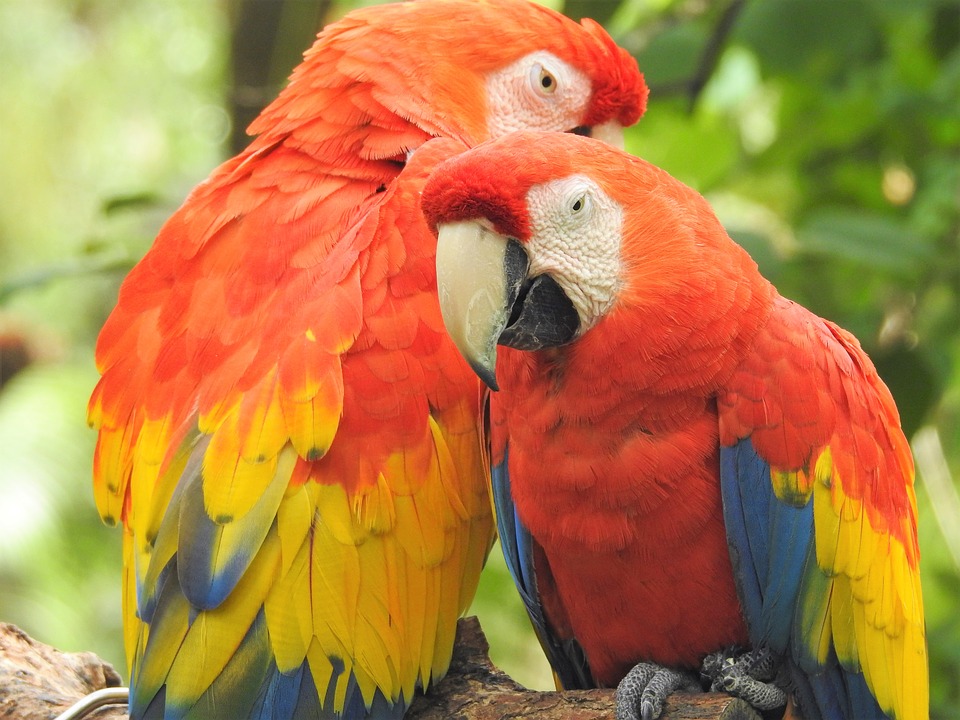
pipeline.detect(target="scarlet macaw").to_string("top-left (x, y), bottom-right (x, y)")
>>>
top-left (425, 130), bottom-right (927, 720)
top-left (88, 3), bottom-right (647, 718)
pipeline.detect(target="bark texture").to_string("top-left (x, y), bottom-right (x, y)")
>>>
top-left (0, 623), bottom-right (125, 720)
top-left (0, 619), bottom-right (759, 720)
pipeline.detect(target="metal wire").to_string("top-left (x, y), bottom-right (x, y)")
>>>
top-left (52, 687), bottom-right (129, 720)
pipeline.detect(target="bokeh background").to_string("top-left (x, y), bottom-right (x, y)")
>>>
top-left (1, 0), bottom-right (958, 715)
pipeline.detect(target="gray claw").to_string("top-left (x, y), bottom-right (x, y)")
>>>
top-left (700, 646), bottom-right (787, 711)
top-left (616, 662), bottom-right (700, 720)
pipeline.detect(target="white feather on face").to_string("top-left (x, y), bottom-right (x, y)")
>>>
top-left (485, 51), bottom-right (595, 137)
top-left (524, 175), bottom-right (623, 332)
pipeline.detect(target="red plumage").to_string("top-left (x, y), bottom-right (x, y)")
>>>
top-left (426, 131), bottom-right (926, 720)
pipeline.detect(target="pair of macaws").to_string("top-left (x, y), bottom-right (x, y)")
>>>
top-left (89, 1), bottom-right (926, 719)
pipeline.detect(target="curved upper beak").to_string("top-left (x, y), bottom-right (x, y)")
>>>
top-left (435, 221), bottom-right (524, 391)
top-left (436, 220), bottom-right (580, 391)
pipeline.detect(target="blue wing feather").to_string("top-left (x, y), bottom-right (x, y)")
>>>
top-left (490, 447), bottom-right (538, 610)
top-left (254, 666), bottom-right (297, 720)
top-left (252, 663), bottom-right (309, 720)
top-left (792, 647), bottom-right (886, 720)
top-left (720, 438), bottom-right (887, 719)
top-left (491, 446), bottom-right (592, 689)
top-left (841, 666), bottom-right (887, 720)
top-left (719, 443), bottom-right (766, 630)
top-left (177, 443), bottom-right (289, 611)
top-left (761, 475), bottom-right (813, 648)
top-left (720, 439), bottom-right (813, 650)
top-left (139, 687), bottom-right (166, 720)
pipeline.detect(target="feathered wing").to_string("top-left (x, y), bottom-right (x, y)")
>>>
top-left (482, 397), bottom-right (594, 691)
top-left (718, 296), bottom-right (926, 720)
top-left (89, 2), bottom-right (650, 716)
top-left (90, 126), bottom-right (492, 717)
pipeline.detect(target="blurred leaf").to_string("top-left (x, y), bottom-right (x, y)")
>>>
top-left (735, 0), bottom-right (880, 78)
top-left (728, 228), bottom-right (785, 283)
top-left (873, 346), bottom-right (940, 437)
top-left (0, 251), bottom-right (134, 304)
top-left (931, 5), bottom-right (960, 59)
top-left (626, 105), bottom-right (738, 190)
top-left (102, 191), bottom-right (162, 214)
top-left (635, 22), bottom-right (706, 89)
top-left (0, 361), bottom-right (123, 669)
top-left (795, 208), bottom-right (930, 272)
top-left (470, 547), bottom-right (553, 691)
top-left (561, 0), bottom-right (621, 24)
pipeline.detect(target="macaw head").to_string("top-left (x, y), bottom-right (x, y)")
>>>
top-left (253, 0), bottom-right (647, 150)
top-left (423, 130), bottom-right (753, 390)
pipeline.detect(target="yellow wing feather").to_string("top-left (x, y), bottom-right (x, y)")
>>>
top-left (118, 385), bottom-right (492, 715)
top-left (810, 445), bottom-right (927, 720)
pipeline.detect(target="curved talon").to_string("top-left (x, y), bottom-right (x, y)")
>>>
top-left (700, 646), bottom-right (786, 712)
top-left (721, 670), bottom-right (787, 710)
top-left (701, 645), bottom-right (743, 683)
top-left (616, 662), bottom-right (700, 720)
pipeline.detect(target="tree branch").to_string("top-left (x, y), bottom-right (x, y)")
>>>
top-left (408, 618), bottom-right (760, 720)
top-left (0, 619), bottom-right (760, 720)
top-left (0, 623), bottom-right (125, 720)
top-left (229, 0), bottom-right (334, 153)
top-left (649, 0), bottom-right (747, 113)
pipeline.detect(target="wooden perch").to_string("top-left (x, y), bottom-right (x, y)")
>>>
top-left (0, 623), bottom-right (125, 720)
top-left (407, 618), bottom-right (759, 720)
top-left (0, 619), bottom-right (758, 720)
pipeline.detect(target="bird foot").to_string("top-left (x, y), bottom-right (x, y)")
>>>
top-left (700, 646), bottom-right (787, 711)
top-left (615, 662), bottom-right (700, 720)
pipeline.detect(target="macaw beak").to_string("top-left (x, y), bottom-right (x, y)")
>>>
top-left (588, 120), bottom-right (625, 150)
top-left (436, 220), bottom-right (579, 391)
top-left (571, 120), bottom-right (625, 149)
top-left (435, 221), bottom-right (518, 391)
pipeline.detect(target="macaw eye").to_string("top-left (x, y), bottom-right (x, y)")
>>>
top-left (566, 190), bottom-right (593, 220)
top-left (531, 64), bottom-right (558, 95)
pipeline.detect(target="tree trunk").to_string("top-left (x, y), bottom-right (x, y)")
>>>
top-left (228, 0), bottom-right (332, 154)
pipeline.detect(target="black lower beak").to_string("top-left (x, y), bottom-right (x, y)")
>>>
top-left (498, 273), bottom-right (579, 351)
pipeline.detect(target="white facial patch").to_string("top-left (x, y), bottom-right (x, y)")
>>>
top-left (485, 51), bottom-right (594, 137)
top-left (524, 176), bottom-right (623, 331)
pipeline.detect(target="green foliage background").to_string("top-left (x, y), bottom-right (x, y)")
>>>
top-left (0, 0), bottom-right (957, 715)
